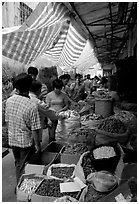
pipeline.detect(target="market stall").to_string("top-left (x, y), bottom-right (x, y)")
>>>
top-left (2, 2), bottom-right (137, 202)
top-left (15, 93), bottom-right (137, 202)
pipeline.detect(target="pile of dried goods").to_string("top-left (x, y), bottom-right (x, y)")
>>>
top-left (81, 113), bottom-right (103, 122)
top-left (93, 90), bottom-right (112, 99)
top-left (81, 153), bottom-right (95, 179)
top-left (51, 167), bottom-right (75, 179)
top-left (93, 146), bottom-right (116, 159)
top-left (19, 178), bottom-right (43, 194)
top-left (98, 118), bottom-right (126, 134)
top-left (112, 111), bottom-right (136, 123)
top-left (69, 127), bottom-right (96, 142)
top-left (35, 179), bottom-right (63, 197)
top-left (84, 184), bottom-right (107, 202)
top-left (63, 143), bottom-right (89, 155)
top-left (35, 179), bottom-right (79, 199)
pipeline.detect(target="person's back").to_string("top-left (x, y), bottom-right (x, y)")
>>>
top-left (6, 94), bottom-right (39, 147)
top-left (84, 74), bottom-right (91, 94)
top-left (5, 73), bottom-right (41, 184)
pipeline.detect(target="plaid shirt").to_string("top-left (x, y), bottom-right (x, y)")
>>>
top-left (5, 95), bottom-right (41, 148)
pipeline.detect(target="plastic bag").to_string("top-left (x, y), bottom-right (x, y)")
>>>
top-left (47, 163), bottom-right (76, 180)
top-left (74, 152), bottom-right (89, 184)
top-left (56, 111), bottom-right (81, 139)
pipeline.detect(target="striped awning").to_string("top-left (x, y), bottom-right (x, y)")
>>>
top-left (2, 2), bottom-right (98, 70)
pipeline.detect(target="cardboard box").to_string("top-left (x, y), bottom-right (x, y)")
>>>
top-left (28, 141), bottom-right (66, 166)
top-left (16, 174), bottom-right (44, 202)
top-left (25, 164), bottom-right (45, 175)
top-left (31, 177), bottom-right (80, 202)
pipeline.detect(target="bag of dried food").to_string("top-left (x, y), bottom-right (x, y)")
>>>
top-left (90, 144), bottom-right (121, 173)
top-left (110, 111), bottom-right (137, 134)
top-left (74, 151), bottom-right (95, 184)
top-left (47, 163), bottom-right (76, 180)
top-left (81, 113), bottom-right (104, 129)
top-left (95, 118), bottom-right (129, 145)
top-left (56, 110), bottom-right (80, 139)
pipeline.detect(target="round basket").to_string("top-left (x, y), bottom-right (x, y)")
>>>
top-left (95, 98), bottom-right (114, 118)
top-left (95, 128), bottom-right (129, 145)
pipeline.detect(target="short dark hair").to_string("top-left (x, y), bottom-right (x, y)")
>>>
top-left (59, 74), bottom-right (70, 80)
top-left (87, 74), bottom-right (90, 79)
top-left (75, 73), bottom-right (82, 79)
top-left (27, 67), bottom-right (38, 76)
top-left (15, 73), bottom-right (32, 93)
top-left (100, 76), bottom-right (108, 85)
top-left (53, 79), bottom-right (63, 89)
top-left (30, 80), bottom-right (42, 93)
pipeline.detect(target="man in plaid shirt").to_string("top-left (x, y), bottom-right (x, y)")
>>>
top-left (5, 73), bottom-right (42, 185)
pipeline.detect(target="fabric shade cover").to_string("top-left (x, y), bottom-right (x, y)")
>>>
top-left (2, 2), bottom-right (98, 73)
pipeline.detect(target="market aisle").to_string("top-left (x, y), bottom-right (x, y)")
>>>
top-left (2, 128), bottom-right (49, 202)
top-left (2, 149), bottom-right (17, 202)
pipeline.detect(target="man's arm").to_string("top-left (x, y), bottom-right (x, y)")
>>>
top-left (32, 129), bottom-right (41, 153)
top-left (38, 102), bottom-right (59, 120)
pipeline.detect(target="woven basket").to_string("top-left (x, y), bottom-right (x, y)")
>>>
top-left (95, 98), bottom-right (114, 118)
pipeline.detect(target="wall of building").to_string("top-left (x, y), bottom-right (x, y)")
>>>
top-left (2, 2), bottom-right (20, 28)
top-left (2, 2), bottom-right (37, 28)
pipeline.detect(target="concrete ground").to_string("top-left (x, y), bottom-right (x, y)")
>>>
top-left (2, 129), bottom-right (49, 202)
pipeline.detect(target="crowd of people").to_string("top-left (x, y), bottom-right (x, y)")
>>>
top-left (4, 66), bottom-right (109, 189)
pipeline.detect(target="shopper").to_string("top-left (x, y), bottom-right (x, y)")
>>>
top-left (45, 78), bottom-right (69, 142)
top-left (84, 74), bottom-right (92, 95)
top-left (59, 74), bottom-right (71, 96)
top-left (5, 73), bottom-right (42, 185)
top-left (29, 80), bottom-right (59, 142)
top-left (70, 73), bottom-right (87, 101)
top-left (27, 66), bottom-right (48, 101)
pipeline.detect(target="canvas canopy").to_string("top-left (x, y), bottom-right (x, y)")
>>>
top-left (2, 2), bottom-right (98, 73)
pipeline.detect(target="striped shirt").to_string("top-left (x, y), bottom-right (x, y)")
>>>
top-left (5, 95), bottom-right (41, 148)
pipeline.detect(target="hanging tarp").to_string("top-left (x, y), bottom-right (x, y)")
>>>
top-left (2, 2), bottom-right (98, 71)
top-left (74, 39), bottom-right (98, 72)
top-left (2, 2), bottom-right (70, 65)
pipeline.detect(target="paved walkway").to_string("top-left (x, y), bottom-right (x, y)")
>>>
top-left (2, 129), bottom-right (49, 202)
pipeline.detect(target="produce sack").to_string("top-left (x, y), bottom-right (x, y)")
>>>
top-left (95, 118), bottom-right (129, 145)
top-left (81, 119), bottom-right (103, 129)
top-left (75, 143), bottom-right (122, 184)
top-left (110, 111), bottom-right (137, 134)
top-left (81, 113), bottom-right (104, 129)
top-left (89, 144), bottom-right (121, 173)
top-left (95, 98), bottom-right (114, 118)
top-left (68, 127), bottom-right (96, 144)
top-left (47, 163), bottom-right (76, 180)
top-left (56, 110), bottom-right (80, 139)
top-left (74, 151), bottom-right (92, 184)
